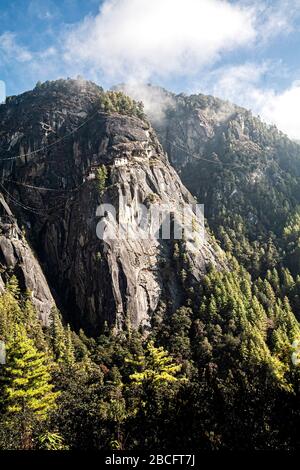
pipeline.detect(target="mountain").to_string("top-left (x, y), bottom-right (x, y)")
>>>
top-left (2, 79), bottom-right (300, 451)
top-left (121, 85), bottom-right (300, 283)
top-left (0, 78), bottom-right (224, 334)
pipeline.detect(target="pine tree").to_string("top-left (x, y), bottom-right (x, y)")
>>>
top-left (266, 268), bottom-right (280, 295)
top-left (0, 276), bottom-right (23, 338)
top-left (64, 324), bottom-right (75, 365)
top-left (6, 275), bottom-right (20, 298)
top-left (49, 308), bottom-right (67, 362)
top-left (281, 268), bottom-right (295, 295)
top-left (0, 325), bottom-right (58, 448)
top-left (127, 340), bottom-right (182, 386)
top-left (23, 292), bottom-right (46, 351)
top-left (96, 165), bottom-right (108, 194)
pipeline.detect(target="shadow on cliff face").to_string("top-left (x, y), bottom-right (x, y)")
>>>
top-left (0, 79), bottom-right (224, 335)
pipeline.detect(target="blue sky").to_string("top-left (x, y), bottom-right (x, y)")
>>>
top-left (1, 0), bottom-right (300, 138)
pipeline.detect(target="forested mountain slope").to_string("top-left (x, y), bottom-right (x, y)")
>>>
top-left (125, 84), bottom-right (300, 280)
top-left (1, 79), bottom-right (300, 451)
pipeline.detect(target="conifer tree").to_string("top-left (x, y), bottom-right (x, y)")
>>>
top-left (64, 324), bottom-right (75, 365)
top-left (96, 165), bottom-right (108, 194)
top-left (282, 268), bottom-right (295, 295)
top-left (0, 325), bottom-right (58, 448)
top-left (0, 276), bottom-right (23, 338)
top-left (49, 308), bottom-right (67, 362)
top-left (23, 292), bottom-right (46, 351)
top-left (6, 275), bottom-right (20, 298)
top-left (127, 341), bottom-right (182, 386)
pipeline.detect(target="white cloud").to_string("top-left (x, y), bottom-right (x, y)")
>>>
top-left (200, 63), bottom-right (300, 140)
top-left (60, 0), bottom-right (300, 138)
top-left (0, 32), bottom-right (63, 90)
top-left (203, 62), bottom-right (269, 106)
top-left (2, 0), bottom-right (300, 140)
top-left (63, 0), bottom-right (256, 82)
top-left (0, 32), bottom-right (33, 63)
top-left (260, 83), bottom-right (300, 140)
top-left (251, 0), bottom-right (300, 42)
top-left (117, 83), bottom-right (176, 123)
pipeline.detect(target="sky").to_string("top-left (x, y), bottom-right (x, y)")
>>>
top-left (1, 0), bottom-right (300, 139)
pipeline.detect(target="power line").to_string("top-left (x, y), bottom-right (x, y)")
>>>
top-left (164, 137), bottom-right (245, 169)
top-left (0, 108), bottom-right (100, 211)
top-left (1, 142), bottom-right (112, 193)
top-left (0, 171), bottom-right (90, 218)
top-left (0, 181), bottom-right (42, 215)
top-left (0, 161), bottom-right (90, 215)
top-left (3, 178), bottom-right (85, 193)
top-left (1, 135), bottom-right (237, 201)
top-left (0, 109), bottom-right (99, 162)
top-left (0, 181), bottom-right (78, 216)
top-left (2, 138), bottom-right (238, 197)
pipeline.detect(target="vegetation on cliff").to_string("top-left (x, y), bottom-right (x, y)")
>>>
top-left (99, 90), bottom-right (145, 120)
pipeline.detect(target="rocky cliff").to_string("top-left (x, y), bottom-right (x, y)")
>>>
top-left (0, 194), bottom-right (55, 323)
top-left (0, 79), bottom-right (225, 334)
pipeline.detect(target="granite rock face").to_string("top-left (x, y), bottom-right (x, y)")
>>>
top-left (0, 195), bottom-right (55, 323)
top-left (0, 79), bottom-right (225, 333)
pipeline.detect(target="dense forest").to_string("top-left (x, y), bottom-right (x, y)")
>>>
top-left (1, 254), bottom-right (300, 450)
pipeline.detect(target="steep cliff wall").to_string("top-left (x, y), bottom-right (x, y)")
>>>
top-left (0, 79), bottom-right (225, 333)
top-left (0, 194), bottom-right (55, 323)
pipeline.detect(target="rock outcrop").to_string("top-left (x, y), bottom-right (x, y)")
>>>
top-left (0, 194), bottom-right (55, 323)
top-left (0, 79), bottom-right (225, 333)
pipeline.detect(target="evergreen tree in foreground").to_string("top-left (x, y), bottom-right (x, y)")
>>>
top-left (0, 325), bottom-right (59, 449)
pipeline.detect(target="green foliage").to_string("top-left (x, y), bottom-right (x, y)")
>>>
top-left (283, 207), bottom-right (300, 276)
top-left (65, 325), bottom-right (75, 365)
top-left (194, 265), bottom-right (300, 391)
top-left (37, 431), bottom-right (67, 450)
top-left (99, 91), bottom-right (145, 120)
top-left (96, 164), bottom-right (108, 194)
top-left (1, 270), bottom-right (300, 451)
top-left (127, 340), bottom-right (182, 386)
top-left (49, 308), bottom-right (66, 361)
top-left (0, 324), bottom-right (58, 419)
top-left (0, 322), bottom-right (59, 449)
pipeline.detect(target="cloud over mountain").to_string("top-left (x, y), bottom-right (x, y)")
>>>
top-left (63, 0), bottom-right (256, 82)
